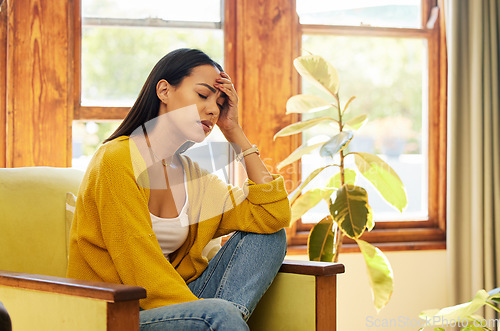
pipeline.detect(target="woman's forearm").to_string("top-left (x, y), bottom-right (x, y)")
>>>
top-left (223, 127), bottom-right (274, 185)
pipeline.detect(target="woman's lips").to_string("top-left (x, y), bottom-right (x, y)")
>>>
top-left (199, 120), bottom-right (213, 133)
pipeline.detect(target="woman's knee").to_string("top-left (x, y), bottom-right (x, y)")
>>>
top-left (203, 299), bottom-right (249, 330)
top-left (244, 228), bottom-right (287, 255)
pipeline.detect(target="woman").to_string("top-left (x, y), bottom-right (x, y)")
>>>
top-left (67, 48), bottom-right (291, 330)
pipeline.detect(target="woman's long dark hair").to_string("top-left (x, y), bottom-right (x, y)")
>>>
top-left (104, 48), bottom-right (223, 143)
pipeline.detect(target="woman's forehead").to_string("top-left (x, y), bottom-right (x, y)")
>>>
top-left (188, 65), bottom-right (221, 82)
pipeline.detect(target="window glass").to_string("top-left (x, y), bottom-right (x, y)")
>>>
top-left (72, 121), bottom-right (121, 170)
top-left (300, 34), bottom-right (428, 222)
top-left (296, 0), bottom-right (421, 29)
top-left (83, 0), bottom-right (221, 22)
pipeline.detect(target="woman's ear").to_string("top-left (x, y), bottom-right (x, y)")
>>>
top-left (156, 79), bottom-right (170, 103)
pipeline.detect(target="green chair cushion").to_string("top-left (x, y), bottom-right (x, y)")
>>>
top-left (0, 167), bottom-right (83, 277)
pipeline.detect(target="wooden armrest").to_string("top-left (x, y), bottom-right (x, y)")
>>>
top-left (0, 270), bottom-right (146, 303)
top-left (280, 259), bottom-right (345, 276)
top-left (250, 260), bottom-right (344, 331)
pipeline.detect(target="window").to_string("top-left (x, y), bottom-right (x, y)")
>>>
top-left (287, 0), bottom-right (446, 251)
top-left (72, 0), bottom-right (227, 173)
top-left (71, 0), bottom-right (446, 251)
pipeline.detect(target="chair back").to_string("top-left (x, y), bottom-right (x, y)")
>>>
top-left (0, 167), bottom-right (83, 277)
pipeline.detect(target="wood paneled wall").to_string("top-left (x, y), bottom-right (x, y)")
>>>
top-left (233, 0), bottom-right (300, 193)
top-left (1, 0), bottom-right (73, 167)
top-left (1, 0), bottom-right (7, 167)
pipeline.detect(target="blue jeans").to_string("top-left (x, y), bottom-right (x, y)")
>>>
top-left (139, 229), bottom-right (287, 330)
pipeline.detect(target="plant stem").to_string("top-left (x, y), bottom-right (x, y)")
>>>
top-left (485, 301), bottom-right (500, 313)
top-left (335, 93), bottom-right (345, 185)
top-left (333, 92), bottom-right (345, 263)
top-left (334, 231), bottom-right (344, 263)
top-left (340, 152), bottom-right (345, 188)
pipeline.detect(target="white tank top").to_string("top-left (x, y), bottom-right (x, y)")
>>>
top-left (150, 172), bottom-right (189, 261)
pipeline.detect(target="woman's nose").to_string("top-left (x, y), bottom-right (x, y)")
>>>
top-left (205, 99), bottom-right (220, 117)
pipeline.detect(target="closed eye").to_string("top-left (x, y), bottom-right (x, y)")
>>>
top-left (217, 96), bottom-right (227, 110)
top-left (197, 93), bottom-right (208, 99)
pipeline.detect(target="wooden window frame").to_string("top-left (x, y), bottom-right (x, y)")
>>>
top-left (287, 0), bottom-right (447, 254)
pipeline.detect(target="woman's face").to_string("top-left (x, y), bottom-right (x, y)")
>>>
top-left (157, 64), bottom-right (226, 143)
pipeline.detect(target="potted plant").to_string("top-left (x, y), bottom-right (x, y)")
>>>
top-left (274, 54), bottom-right (408, 312)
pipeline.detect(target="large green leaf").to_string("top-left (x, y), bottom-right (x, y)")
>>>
top-left (354, 152), bottom-right (408, 212)
top-left (308, 215), bottom-right (336, 262)
top-left (330, 184), bottom-right (371, 239)
top-left (319, 131), bottom-right (354, 158)
top-left (291, 188), bottom-right (334, 224)
top-left (345, 114), bottom-right (368, 131)
top-left (326, 168), bottom-right (357, 189)
top-left (290, 165), bottom-right (337, 204)
top-left (273, 117), bottom-right (337, 140)
top-left (420, 290), bottom-right (490, 322)
top-left (356, 239), bottom-right (394, 313)
top-left (277, 141), bottom-right (326, 170)
top-left (286, 94), bottom-right (336, 114)
top-left (294, 55), bottom-right (339, 96)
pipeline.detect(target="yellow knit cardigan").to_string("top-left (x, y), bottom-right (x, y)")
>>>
top-left (66, 136), bottom-right (291, 310)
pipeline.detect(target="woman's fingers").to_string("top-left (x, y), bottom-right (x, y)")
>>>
top-left (217, 84), bottom-right (236, 97)
top-left (215, 78), bottom-right (238, 104)
top-left (215, 77), bottom-right (233, 88)
top-left (220, 88), bottom-right (238, 108)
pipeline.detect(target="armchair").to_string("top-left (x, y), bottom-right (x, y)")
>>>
top-left (0, 167), bottom-right (344, 330)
